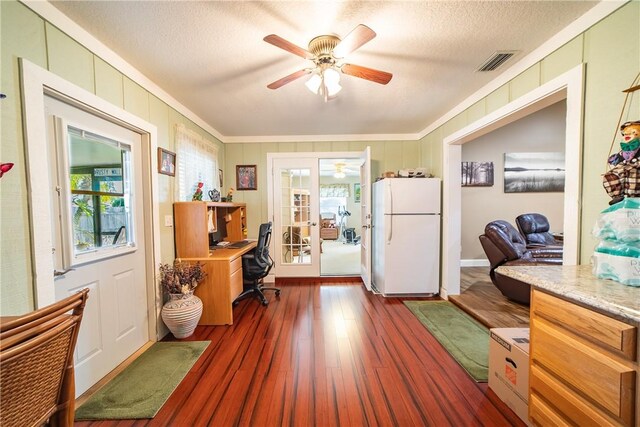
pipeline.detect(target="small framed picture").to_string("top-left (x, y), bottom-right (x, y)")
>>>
top-left (158, 148), bottom-right (176, 177)
top-left (354, 183), bottom-right (361, 203)
top-left (236, 165), bottom-right (257, 190)
top-left (218, 168), bottom-right (223, 188)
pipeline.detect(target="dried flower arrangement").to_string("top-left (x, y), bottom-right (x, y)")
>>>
top-left (159, 260), bottom-right (206, 295)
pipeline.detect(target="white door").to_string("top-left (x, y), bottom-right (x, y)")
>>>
top-left (359, 147), bottom-right (372, 290)
top-left (273, 158), bottom-right (320, 277)
top-left (45, 95), bottom-right (149, 396)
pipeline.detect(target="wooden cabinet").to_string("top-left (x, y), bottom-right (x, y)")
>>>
top-left (529, 289), bottom-right (639, 426)
top-left (172, 201), bottom-right (252, 325)
top-left (173, 201), bottom-right (246, 258)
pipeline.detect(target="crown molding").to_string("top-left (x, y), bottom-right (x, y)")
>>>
top-left (223, 132), bottom-right (422, 144)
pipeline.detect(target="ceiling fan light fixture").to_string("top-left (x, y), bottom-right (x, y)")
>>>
top-left (305, 73), bottom-right (322, 94)
top-left (307, 68), bottom-right (342, 101)
top-left (323, 68), bottom-right (342, 97)
top-left (334, 162), bottom-right (346, 179)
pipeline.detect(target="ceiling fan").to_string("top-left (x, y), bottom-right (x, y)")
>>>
top-left (264, 24), bottom-right (393, 101)
top-left (333, 162), bottom-right (358, 178)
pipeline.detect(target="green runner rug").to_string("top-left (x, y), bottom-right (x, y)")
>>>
top-left (403, 300), bottom-right (489, 382)
top-left (75, 341), bottom-right (209, 420)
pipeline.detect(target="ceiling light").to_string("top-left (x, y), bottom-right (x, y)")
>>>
top-left (306, 67), bottom-right (342, 102)
top-left (334, 171), bottom-right (346, 179)
top-left (305, 73), bottom-right (322, 94)
top-left (323, 68), bottom-right (342, 96)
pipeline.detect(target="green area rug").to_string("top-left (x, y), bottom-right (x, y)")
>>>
top-left (404, 300), bottom-right (489, 382)
top-left (75, 341), bottom-right (209, 420)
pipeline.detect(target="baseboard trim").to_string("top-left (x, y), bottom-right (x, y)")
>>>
top-left (461, 259), bottom-right (490, 267)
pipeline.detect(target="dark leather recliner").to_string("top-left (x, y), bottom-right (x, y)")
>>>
top-left (479, 220), bottom-right (563, 304)
top-left (515, 213), bottom-right (563, 248)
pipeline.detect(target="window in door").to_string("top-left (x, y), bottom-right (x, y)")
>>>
top-left (63, 126), bottom-right (133, 261)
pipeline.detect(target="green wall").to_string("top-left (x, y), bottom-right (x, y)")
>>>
top-left (419, 2), bottom-right (640, 263)
top-left (223, 140), bottom-right (422, 239)
top-left (0, 0), bottom-right (224, 314)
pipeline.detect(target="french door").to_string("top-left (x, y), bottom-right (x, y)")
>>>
top-left (269, 149), bottom-right (371, 282)
top-left (359, 147), bottom-right (372, 289)
top-left (45, 95), bottom-right (149, 396)
top-left (273, 158), bottom-right (320, 277)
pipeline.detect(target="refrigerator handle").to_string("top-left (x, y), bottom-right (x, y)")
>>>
top-left (387, 181), bottom-right (393, 215)
top-left (386, 182), bottom-right (393, 244)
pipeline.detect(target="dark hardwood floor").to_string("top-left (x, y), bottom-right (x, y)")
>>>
top-left (450, 267), bottom-right (530, 329)
top-left (76, 279), bottom-right (525, 426)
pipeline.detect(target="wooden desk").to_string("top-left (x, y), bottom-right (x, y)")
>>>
top-left (181, 241), bottom-right (257, 325)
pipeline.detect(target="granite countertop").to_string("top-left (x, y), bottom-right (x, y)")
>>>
top-left (496, 265), bottom-right (640, 325)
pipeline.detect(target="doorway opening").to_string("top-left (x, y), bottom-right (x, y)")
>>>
top-left (319, 158), bottom-right (364, 276)
top-left (441, 64), bottom-right (583, 298)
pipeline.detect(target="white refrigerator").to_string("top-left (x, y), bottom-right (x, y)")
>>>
top-left (372, 178), bottom-right (441, 296)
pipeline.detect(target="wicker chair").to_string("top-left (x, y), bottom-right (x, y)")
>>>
top-left (1, 289), bottom-right (89, 427)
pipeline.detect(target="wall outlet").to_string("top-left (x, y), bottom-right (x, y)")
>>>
top-left (164, 215), bottom-right (173, 227)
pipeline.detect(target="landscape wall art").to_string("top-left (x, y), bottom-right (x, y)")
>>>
top-left (504, 152), bottom-right (565, 193)
top-left (461, 161), bottom-right (494, 187)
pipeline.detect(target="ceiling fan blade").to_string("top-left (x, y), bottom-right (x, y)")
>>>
top-left (333, 24), bottom-right (376, 58)
top-left (341, 63), bottom-right (393, 85)
top-left (267, 69), bottom-right (311, 90)
top-left (264, 34), bottom-right (314, 60)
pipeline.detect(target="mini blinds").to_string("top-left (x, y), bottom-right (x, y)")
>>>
top-left (319, 184), bottom-right (350, 197)
top-left (175, 124), bottom-right (219, 201)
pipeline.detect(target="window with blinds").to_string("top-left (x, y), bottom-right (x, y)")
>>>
top-left (174, 124), bottom-right (220, 201)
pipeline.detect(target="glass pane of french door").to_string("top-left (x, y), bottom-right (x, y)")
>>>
top-left (273, 157), bottom-right (320, 277)
top-left (281, 168), bottom-right (312, 265)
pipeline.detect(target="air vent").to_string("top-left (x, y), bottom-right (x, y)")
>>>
top-left (476, 51), bottom-right (518, 72)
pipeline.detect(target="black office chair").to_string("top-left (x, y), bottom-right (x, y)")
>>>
top-left (233, 222), bottom-right (280, 306)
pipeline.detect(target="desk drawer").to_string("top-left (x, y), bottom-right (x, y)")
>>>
top-left (532, 290), bottom-right (637, 361)
top-left (230, 266), bottom-right (243, 302)
top-left (230, 256), bottom-right (242, 274)
top-left (531, 318), bottom-right (635, 425)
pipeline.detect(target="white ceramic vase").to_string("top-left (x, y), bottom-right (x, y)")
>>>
top-left (161, 292), bottom-right (203, 338)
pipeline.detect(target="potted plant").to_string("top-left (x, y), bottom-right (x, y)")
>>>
top-left (159, 260), bottom-right (206, 338)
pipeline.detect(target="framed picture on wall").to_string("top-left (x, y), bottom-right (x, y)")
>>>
top-left (158, 148), bottom-right (176, 177)
top-left (236, 165), bottom-right (257, 190)
top-left (218, 169), bottom-right (223, 187)
top-left (504, 152), bottom-right (565, 193)
top-left (461, 161), bottom-right (494, 187)
top-left (354, 183), bottom-right (361, 203)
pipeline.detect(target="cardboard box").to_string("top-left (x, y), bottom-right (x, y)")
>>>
top-left (489, 328), bottom-right (531, 426)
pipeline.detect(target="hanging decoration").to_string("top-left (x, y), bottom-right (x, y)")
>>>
top-left (602, 71), bottom-right (640, 205)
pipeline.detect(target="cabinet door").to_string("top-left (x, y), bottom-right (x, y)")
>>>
top-left (174, 202), bottom-right (209, 257)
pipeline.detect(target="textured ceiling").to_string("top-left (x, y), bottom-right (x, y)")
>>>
top-left (50, 1), bottom-right (598, 141)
